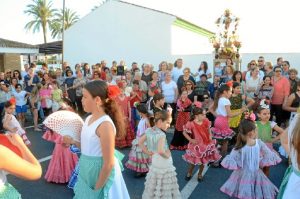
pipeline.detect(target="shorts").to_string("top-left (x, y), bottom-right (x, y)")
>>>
top-left (16, 105), bottom-right (27, 114)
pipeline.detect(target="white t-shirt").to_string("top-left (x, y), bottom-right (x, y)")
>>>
top-left (161, 81), bottom-right (177, 103)
top-left (245, 70), bottom-right (264, 80)
top-left (13, 91), bottom-right (27, 106)
top-left (216, 97), bottom-right (231, 116)
top-left (172, 67), bottom-right (184, 83)
top-left (196, 69), bottom-right (212, 82)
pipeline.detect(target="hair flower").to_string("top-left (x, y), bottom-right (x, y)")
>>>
top-left (226, 80), bottom-right (233, 88)
top-left (244, 110), bottom-right (256, 121)
top-left (9, 97), bottom-right (16, 105)
top-left (133, 102), bottom-right (140, 108)
top-left (107, 85), bottom-right (121, 99)
top-left (260, 99), bottom-right (270, 109)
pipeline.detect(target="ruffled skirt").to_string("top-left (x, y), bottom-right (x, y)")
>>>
top-left (74, 152), bottom-right (129, 199)
top-left (125, 138), bottom-right (151, 173)
top-left (142, 154), bottom-right (181, 199)
top-left (182, 139), bottom-right (221, 165)
top-left (220, 169), bottom-right (278, 199)
top-left (211, 116), bottom-right (234, 140)
top-left (43, 132), bottom-right (78, 183)
top-left (115, 119), bottom-right (135, 148)
top-left (229, 109), bottom-right (242, 128)
top-left (0, 183), bottom-right (21, 199)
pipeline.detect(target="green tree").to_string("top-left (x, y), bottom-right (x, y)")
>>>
top-left (51, 8), bottom-right (80, 39)
top-left (24, 0), bottom-right (56, 44)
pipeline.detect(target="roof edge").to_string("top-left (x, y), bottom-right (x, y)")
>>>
top-left (173, 18), bottom-right (214, 38)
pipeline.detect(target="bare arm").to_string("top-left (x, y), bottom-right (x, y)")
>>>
top-left (157, 137), bottom-right (170, 159)
top-left (280, 129), bottom-right (289, 154)
top-left (138, 134), bottom-right (153, 156)
top-left (0, 134), bottom-right (42, 180)
top-left (283, 94), bottom-right (297, 112)
top-left (94, 121), bottom-right (115, 190)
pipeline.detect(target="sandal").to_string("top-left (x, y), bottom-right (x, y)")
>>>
top-left (185, 174), bottom-right (192, 181)
top-left (197, 175), bottom-right (203, 182)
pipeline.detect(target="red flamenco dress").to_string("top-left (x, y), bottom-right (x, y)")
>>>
top-left (170, 98), bottom-right (192, 150)
top-left (115, 95), bottom-right (135, 148)
top-left (43, 129), bottom-right (78, 183)
top-left (182, 119), bottom-right (221, 165)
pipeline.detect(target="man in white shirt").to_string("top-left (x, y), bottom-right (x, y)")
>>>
top-left (172, 58), bottom-right (184, 83)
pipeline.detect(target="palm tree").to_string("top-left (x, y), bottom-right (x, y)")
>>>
top-left (24, 0), bottom-right (56, 44)
top-left (51, 8), bottom-right (80, 39)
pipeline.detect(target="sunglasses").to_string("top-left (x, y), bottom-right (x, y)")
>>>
top-left (250, 63), bottom-right (256, 65)
top-left (258, 60), bottom-right (263, 62)
top-left (203, 96), bottom-right (209, 99)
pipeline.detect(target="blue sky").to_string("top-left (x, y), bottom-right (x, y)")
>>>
top-left (0, 0), bottom-right (299, 53)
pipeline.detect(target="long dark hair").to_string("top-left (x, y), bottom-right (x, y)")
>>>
top-left (190, 107), bottom-right (204, 121)
top-left (199, 61), bottom-right (208, 73)
top-left (232, 71), bottom-right (243, 83)
top-left (84, 80), bottom-right (125, 138)
top-left (235, 119), bottom-right (256, 150)
top-left (212, 84), bottom-right (231, 111)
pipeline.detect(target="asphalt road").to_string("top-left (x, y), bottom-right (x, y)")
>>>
top-left (7, 125), bottom-right (288, 199)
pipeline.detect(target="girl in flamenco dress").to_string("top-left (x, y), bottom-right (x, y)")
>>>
top-left (220, 116), bottom-right (281, 199)
top-left (125, 103), bottom-right (152, 177)
top-left (170, 88), bottom-right (192, 150)
top-left (139, 110), bottom-right (181, 199)
top-left (182, 107), bottom-right (221, 182)
top-left (42, 103), bottom-right (79, 183)
top-left (115, 82), bottom-right (135, 148)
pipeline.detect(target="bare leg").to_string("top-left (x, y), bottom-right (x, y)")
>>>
top-left (185, 164), bottom-right (195, 180)
top-left (33, 109), bottom-right (41, 131)
top-left (262, 166), bottom-right (270, 177)
top-left (221, 140), bottom-right (228, 157)
top-left (198, 164), bottom-right (205, 181)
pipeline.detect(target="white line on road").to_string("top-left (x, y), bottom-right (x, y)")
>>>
top-left (38, 155), bottom-right (52, 163)
top-left (180, 165), bottom-right (209, 199)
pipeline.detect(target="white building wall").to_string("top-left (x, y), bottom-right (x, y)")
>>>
top-left (64, 1), bottom-right (175, 68)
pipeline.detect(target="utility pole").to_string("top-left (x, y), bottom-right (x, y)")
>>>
top-left (61, 0), bottom-right (65, 69)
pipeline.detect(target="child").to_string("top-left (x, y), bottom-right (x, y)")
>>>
top-left (214, 61), bottom-right (224, 77)
top-left (220, 118), bottom-right (281, 199)
top-left (183, 107), bottom-right (221, 181)
top-left (115, 83), bottom-right (135, 148)
top-left (42, 106), bottom-right (79, 183)
top-left (256, 99), bottom-right (284, 177)
top-left (139, 110), bottom-right (181, 199)
top-left (39, 80), bottom-right (52, 117)
top-left (30, 84), bottom-right (42, 131)
top-left (130, 80), bottom-right (143, 131)
top-left (125, 104), bottom-right (151, 177)
top-left (63, 80), bottom-right (130, 198)
top-left (51, 80), bottom-right (63, 112)
top-left (0, 133), bottom-right (42, 198)
top-left (152, 93), bottom-right (167, 115)
top-left (3, 99), bottom-right (31, 145)
top-left (278, 113), bottom-right (300, 199)
top-left (210, 83), bottom-right (246, 158)
top-left (229, 82), bottom-right (254, 132)
top-left (170, 88), bottom-right (192, 150)
top-left (12, 84), bottom-right (28, 127)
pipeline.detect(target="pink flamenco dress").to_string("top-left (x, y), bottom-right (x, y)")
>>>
top-left (115, 95), bottom-right (135, 148)
top-left (220, 139), bottom-right (281, 199)
top-left (43, 129), bottom-right (78, 183)
top-left (182, 119), bottom-right (221, 165)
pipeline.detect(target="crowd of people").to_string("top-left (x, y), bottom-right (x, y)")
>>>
top-left (0, 56), bottom-right (299, 199)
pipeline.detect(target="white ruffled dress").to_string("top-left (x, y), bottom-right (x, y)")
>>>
top-left (220, 139), bottom-right (281, 199)
top-left (142, 127), bottom-right (181, 199)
